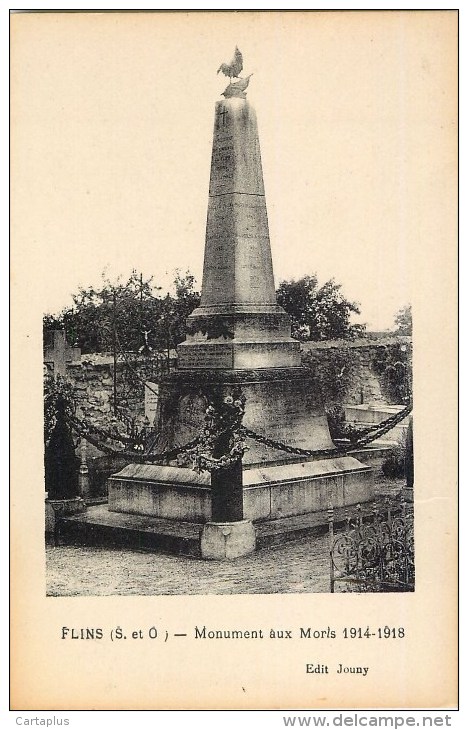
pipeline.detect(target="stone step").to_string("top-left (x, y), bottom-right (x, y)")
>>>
top-left (57, 491), bottom-right (407, 556)
top-left (59, 506), bottom-right (201, 556)
top-left (60, 505), bottom-right (330, 555)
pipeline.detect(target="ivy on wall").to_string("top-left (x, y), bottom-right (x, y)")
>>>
top-left (301, 340), bottom-right (412, 409)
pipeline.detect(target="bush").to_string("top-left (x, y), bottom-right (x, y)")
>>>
top-left (381, 438), bottom-right (406, 479)
top-left (372, 345), bottom-right (411, 405)
top-left (326, 405), bottom-right (362, 443)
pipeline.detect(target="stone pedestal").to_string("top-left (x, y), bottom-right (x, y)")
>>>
top-left (108, 456), bottom-right (372, 523)
top-left (200, 520), bottom-right (256, 559)
top-left (150, 368), bottom-right (338, 465)
top-left (45, 496), bottom-right (86, 535)
top-left (108, 366), bottom-right (373, 530)
top-left (108, 465), bottom-right (212, 520)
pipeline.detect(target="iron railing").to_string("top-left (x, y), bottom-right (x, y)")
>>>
top-left (328, 496), bottom-right (414, 592)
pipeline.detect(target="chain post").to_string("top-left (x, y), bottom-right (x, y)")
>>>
top-left (328, 503), bottom-right (335, 593)
top-left (385, 496), bottom-right (391, 526)
top-left (356, 503), bottom-right (362, 530)
top-left (112, 290), bottom-right (118, 416)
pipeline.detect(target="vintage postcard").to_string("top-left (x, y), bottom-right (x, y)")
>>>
top-left (10, 10), bottom-right (457, 710)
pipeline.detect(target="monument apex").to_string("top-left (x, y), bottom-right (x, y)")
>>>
top-left (178, 64), bottom-right (300, 370)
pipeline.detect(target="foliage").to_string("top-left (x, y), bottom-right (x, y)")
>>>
top-left (44, 373), bottom-right (77, 445)
top-left (185, 314), bottom-right (234, 341)
top-left (381, 437), bottom-right (406, 479)
top-left (162, 271), bottom-right (201, 348)
top-left (326, 405), bottom-right (362, 443)
top-left (394, 304), bottom-right (412, 336)
top-left (180, 392), bottom-right (247, 472)
top-left (44, 269), bottom-right (370, 354)
top-left (43, 270), bottom-right (201, 355)
top-left (276, 275), bottom-right (366, 342)
top-left (372, 345), bottom-right (411, 404)
top-left (116, 353), bottom-right (166, 410)
top-left (43, 375), bottom-right (81, 499)
top-left (301, 348), bottom-right (354, 407)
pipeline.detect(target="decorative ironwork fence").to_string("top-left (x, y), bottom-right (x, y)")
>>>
top-left (328, 496), bottom-right (414, 593)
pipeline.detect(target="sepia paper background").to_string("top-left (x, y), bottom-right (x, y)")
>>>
top-left (10, 11), bottom-right (458, 710)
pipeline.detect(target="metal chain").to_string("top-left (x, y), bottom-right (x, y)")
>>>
top-left (242, 401), bottom-right (412, 459)
top-left (68, 398), bottom-right (412, 465)
top-left (68, 414), bottom-right (135, 446)
top-left (68, 414), bottom-right (200, 463)
top-left (339, 407), bottom-right (409, 438)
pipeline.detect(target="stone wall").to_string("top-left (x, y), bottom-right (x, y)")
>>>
top-left (63, 355), bottom-right (154, 493)
top-left (300, 336), bottom-right (412, 408)
top-left (65, 353), bottom-right (175, 425)
top-left (63, 337), bottom-right (412, 427)
top-left (66, 355), bottom-right (120, 425)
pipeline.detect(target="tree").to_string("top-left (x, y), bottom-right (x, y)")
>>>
top-left (44, 376), bottom-right (80, 500)
top-left (166, 270), bottom-right (201, 347)
top-left (276, 275), bottom-right (365, 341)
top-left (394, 304), bottom-right (412, 336)
top-left (44, 270), bottom-right (366, 350)
top-left (43, 270), bottom-right (200, 355)
top-left (43, 270), bottom-right (163, 353)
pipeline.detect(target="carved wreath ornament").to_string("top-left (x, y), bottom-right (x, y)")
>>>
top-left (179, 392), bottom-right (248, 472)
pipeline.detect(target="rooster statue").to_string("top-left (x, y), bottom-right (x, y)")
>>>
top-left (217, 47), bottom-right (253, 99)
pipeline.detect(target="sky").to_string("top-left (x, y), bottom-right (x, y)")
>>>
top-left (12, 11), bottom-right (457, 330)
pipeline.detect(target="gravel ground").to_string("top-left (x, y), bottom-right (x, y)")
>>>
top-left (46, 476), bottom-right (406, 596)
top-left (46, 531), bottom-right (332, 596)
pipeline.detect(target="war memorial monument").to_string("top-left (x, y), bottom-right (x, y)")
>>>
top-left (99, 50), bottom-right (372, 558)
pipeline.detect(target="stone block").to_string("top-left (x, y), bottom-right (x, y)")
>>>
top-left (45, 496), bottom-right (86, 534)
top-left (107, 457), bottom-right (373, 524)
top-left (242, 458), bottom-right (373, 520)
top-left (177, 340), bottom-right (301, 370)
top-left (108, 464), bottom-right (212, 521)
top-left (153, 368), bottom-right (336, 467)
top-left (200, 520), bottom-right (256, 559)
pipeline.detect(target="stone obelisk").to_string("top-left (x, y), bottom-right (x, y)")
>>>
top-left (178, 95), bottom-right (300, 371)
top-left (108, 55), bottom-right (373, 559)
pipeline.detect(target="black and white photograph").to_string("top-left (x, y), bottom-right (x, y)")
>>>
top-left (11, 9), bottom-right (457, 711)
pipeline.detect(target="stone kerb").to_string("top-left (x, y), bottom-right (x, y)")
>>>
top-left (300, 335), bottom-right (411, 351)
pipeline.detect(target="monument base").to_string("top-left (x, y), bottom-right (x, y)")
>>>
top-left (106, 365), bottom-right (373, 556)
top-left (150, 367), bottom-right (349, 466)
top-left (108, 457), bottom-right (373, 523)
top-left (57, 499), bottom-right (378, 557)
top-left (200, 520), bottom-right (256, 559)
